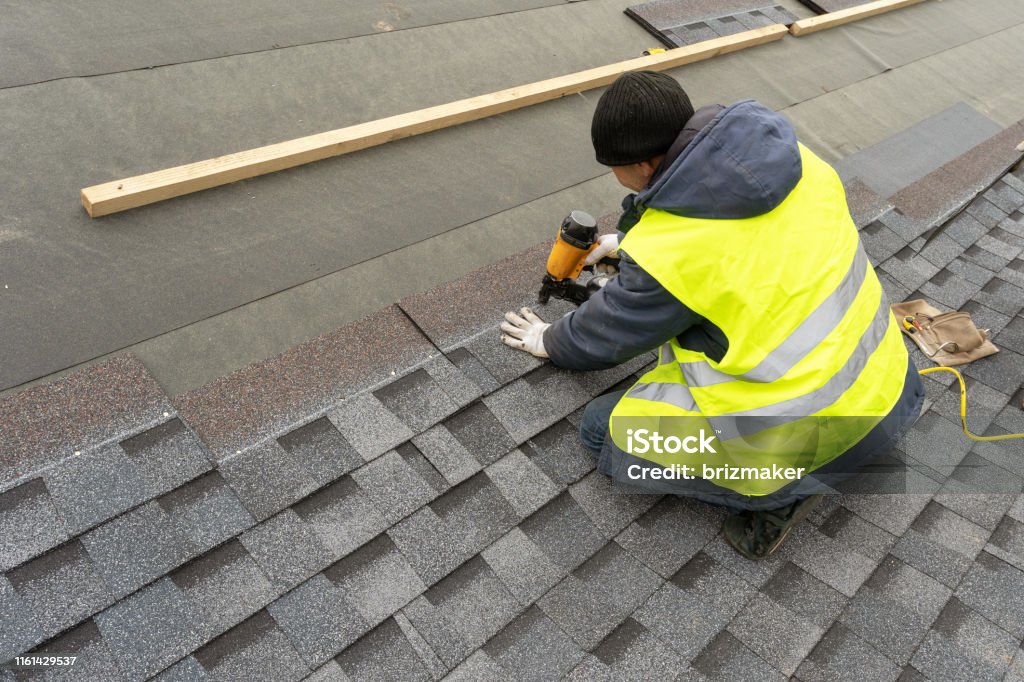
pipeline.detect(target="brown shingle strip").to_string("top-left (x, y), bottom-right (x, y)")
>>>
top-left (398, 212), bottom-right (619, 352)
top-left (173, 305), bottom-right (435, 461)
top-left (398, 242), bottom-right (552, 351)
top-left (0, 354), bottom-right (173, 490)
top-left (891, 120), bottom-right (1024, 228)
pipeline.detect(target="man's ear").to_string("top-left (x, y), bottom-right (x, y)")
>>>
top-left (638, 155), bottom-right (665, 182)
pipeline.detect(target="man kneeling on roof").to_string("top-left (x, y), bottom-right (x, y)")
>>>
top-left (500, 71), bottom-right (924, 560)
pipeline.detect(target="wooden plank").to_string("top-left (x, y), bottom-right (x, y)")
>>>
top-left (81, 24), bottom-right (787, 217)
top-left (789, 0), bottom-right (927, 37)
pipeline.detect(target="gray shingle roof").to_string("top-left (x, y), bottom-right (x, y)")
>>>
top-left (1, 121), bottom-right (1024, 681)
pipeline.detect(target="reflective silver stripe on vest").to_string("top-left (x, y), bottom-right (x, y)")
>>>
top-left (709, 287), bottom-right (891, 441)
top-left (658, 343), bottom-right (675, 365)
top-left (679, 245), bottom-right (869, 388)
top-left (626, 381), bottom-right (699, 413)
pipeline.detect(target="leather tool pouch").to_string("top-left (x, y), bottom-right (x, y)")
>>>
top-left (890, 299), bottom-right (999, 367)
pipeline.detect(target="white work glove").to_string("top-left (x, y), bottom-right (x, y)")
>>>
top-left (584, 233), bottom-right (620, 276)
top-left (500, 308), bottom-right (550, 358)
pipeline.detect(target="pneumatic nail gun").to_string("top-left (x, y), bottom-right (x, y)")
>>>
top-left (537, 210), bottom-right (617, 306)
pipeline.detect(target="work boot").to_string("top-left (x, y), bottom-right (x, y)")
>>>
top-left (723, 494), bottom-right (823, 560)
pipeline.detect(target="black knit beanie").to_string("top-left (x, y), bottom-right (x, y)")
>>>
top-left (591, 71), bottom-right (694, 166)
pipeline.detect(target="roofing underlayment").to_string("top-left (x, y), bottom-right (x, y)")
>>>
top-left (3, 0), bottom-right (1024, 680)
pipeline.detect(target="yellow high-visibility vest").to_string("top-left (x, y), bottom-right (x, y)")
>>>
top-left (609, 143), bottom-right (909, 496)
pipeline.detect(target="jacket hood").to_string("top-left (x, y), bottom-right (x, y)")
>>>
top-left (637, 100), bottom-right (802, 220)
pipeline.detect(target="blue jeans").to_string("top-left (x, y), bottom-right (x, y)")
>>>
top-left (579, 390), bottom-right (627, 455)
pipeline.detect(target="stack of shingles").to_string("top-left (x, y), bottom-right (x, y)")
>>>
top-left (624, 0), bottom-right (796, 48)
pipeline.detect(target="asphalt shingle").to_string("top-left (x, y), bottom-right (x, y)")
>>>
top-left (194, 610), bottom-right (310, 682)
top-left (326, 393), bottom-right (413, 462)
top-left (485, 449), bottom-right (560, 519)
top-left (6, 539), bottom-right (114, 638)
top-left (393, 611), bottom-right (447, 680)
top-left (760, 562), bottom-right (849, 631)
top-left (917, 268), bottom-right (983, 310)
top-left (428, 472), bottom-right (518, 560)
top-left (987, 514), bottom-right (1024, 570)
top-left (727, 592), bottom-right (825, 676)
top-left (335, 617), bottom-right (432, 682)
top-left (839, 556), bottom-right (952, 665)
top-left (170, 539), bottom-right (278, 638)
top-left (860, 220), bottom-right (907, 264)
top-left (537, 542), bottom-right (662, 649)
top-left (482, 526), bottom-right (564, 605)
top-left (815, 505), bottom-right (897, 562)
top-left (523, 420), bottom-right (596, 486)
top-left (442, 401), bottom-right (516, 467)
top-left (955, 550), bottom-right (1024, 638)
top-left (157, 471), bottom-right (255, 554)
top-left (482, 377), bottom-right (561, 444)
top-left (218, 441), bottom-right (318, 523)
top-left (266, 574), bottom-right (368, 667)
top-left (946, 255), bottom-right (996, 286)
top-left (410, 426), bottom-right (481, 487)
top-left (373, 367), bottom-right (460, 434)
top-left (634, 551), bottom-right (755, 661)
top-left (963, 347), bottom-right (1024, 396)
top-left (568, 470), bottom-right (660, 538)
top-left (777, 523), bottom-right (880, 598)
top-left (691, 630), bottom-right (787, 682)
top-left (614, 496), bottom-right (722, 578)
top-left (591, 617), bottom-right (688, 680)
top-left (43, 444), bottom-right (150, 536)
top-left (483, 605), bottom-right (586, 681)
top-left (518, 491), bottom-right (607, 573)
top-left (444, 347), bottom-right (500, 395)
top-left (94, 577), bottom-right (207, 682)
top-left (292, 476), bottom-right (388, 562)
top-left (276, 416), bottom-right (363, 487)
top-left (966, 197), bottom-right (1010, 230)
top-left (985, 181), bottom-right (1024, 213)
top-left (444, 650), bottom-right (513, 681)
top-left (387, 506), bottom-right (473, 587)
top-left (152, 657), bottom-right (210, 682)
top-left (795, 622), bottom-right (902, 682)
top-left (942, 211), bottom-right (989, 248)
top-left (240, 509), bottom-right (333, 592)
top-left (120, 418), bottom-right (213, 498)
top-left (840, 493), bottom-right (933, 536)
top-left (461, 332), bottom-right (545, 386)
top-left (403, 556), bottom-right (522, 667)
top-left (81, 501), bottom-right (196, 599)
top-left (324, 533), bottom-right (426, 626)
top-left (0, 575), bottom-right (45, 662)
top-left (930, 378), bottom-right (1010, 438)
top-left (880, 247), bottom-right (943, 293)
top-left (974, 277), bottom-right (1024, 318)
top-left (350, 447), bottom-right (440, 525)
top-left (0, 478), bottom-right (70, 572)
top-left (890, 500), bottom-right (989, 587)
top-left (910, 596), bottom-right (1020, 682)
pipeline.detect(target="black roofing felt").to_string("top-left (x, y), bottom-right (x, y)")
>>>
top-left (1, 125), bottom-right (1024, 681)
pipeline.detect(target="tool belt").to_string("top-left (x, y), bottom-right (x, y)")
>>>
top-left (890, 299), bottom-right (998, 367)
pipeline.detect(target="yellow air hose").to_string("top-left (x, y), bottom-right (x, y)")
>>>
top-left (917, 367), bottom-right (1024, 441)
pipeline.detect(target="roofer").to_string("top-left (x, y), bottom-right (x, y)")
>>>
top-left (500, 71), bottom-right (925, 560)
